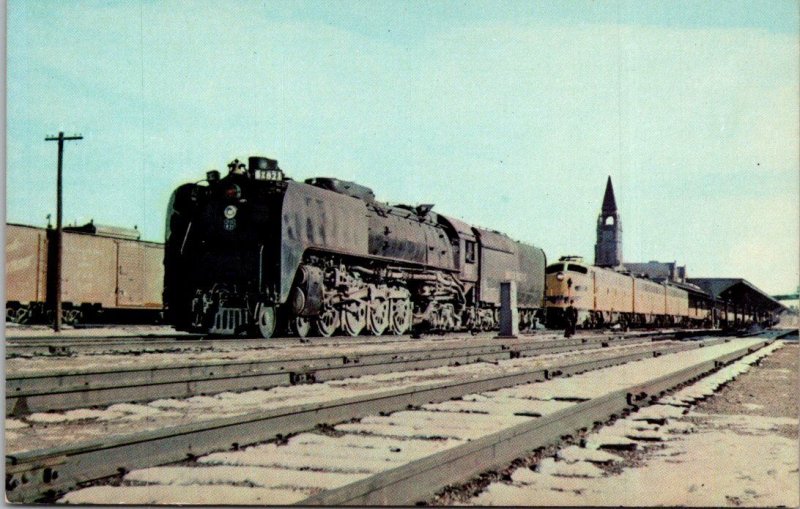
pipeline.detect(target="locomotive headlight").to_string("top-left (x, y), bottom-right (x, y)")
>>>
top-left (223, 205), bottom-right (238, 219)
top-left (556, 272), bottom-right (565, 281)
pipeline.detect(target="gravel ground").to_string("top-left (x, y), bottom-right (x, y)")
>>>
top-left (693, 341), bottom-right (797, 438)
top-left (460, 341), bottom-right (798, 507)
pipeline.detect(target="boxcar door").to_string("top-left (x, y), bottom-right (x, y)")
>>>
top-left (62, 233), bottom-right (117, 308)
top-left (117, 241), bottom-right (145, 307)
top-left (142, 244), bottom-right (165, 308)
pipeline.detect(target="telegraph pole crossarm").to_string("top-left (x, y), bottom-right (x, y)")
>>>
top-left (45, 131), bottom-right (84, 332)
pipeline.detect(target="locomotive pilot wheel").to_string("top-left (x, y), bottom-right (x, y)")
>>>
top-left (256, 305), bottom-right (277, 339)
top-left (14, 307), bottom-right (30, 324)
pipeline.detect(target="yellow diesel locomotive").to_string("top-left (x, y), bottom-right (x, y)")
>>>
top-left (544, 256), bottom-right (710, 329)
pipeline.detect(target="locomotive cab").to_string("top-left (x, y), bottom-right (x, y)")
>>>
top-left (544, 256), bottom-right (592, 327)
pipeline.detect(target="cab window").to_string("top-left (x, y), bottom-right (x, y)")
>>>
top-left (545, 264), bottom-right (564, 274)
top-left (464, 240), bottom-right (476, 264)
top-left (566, 264), bottom-right (588, 274)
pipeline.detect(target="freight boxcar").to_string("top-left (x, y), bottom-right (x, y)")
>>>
top-left (5, 222), bottom-right (164, 324)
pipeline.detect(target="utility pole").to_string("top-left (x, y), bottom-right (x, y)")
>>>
top-left (45, 131), bottom-right (83, 332)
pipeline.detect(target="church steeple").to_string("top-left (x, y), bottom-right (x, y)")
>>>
top-left (595, 176), bottom-right (623, 267)
top-left (601, 176), bottom-right (617, 214)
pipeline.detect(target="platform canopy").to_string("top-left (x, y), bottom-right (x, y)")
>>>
top-left (687, 278), bottom-right (787, 313)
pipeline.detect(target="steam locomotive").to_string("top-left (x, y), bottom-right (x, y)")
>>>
top-left (164, 157), bottom-right (546, 338)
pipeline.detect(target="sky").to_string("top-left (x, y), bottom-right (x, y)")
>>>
top-left (5, 0), bottom-right (799, 295)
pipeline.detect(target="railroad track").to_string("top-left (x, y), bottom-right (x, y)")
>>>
top-left (5, 334), bottom-right (205, 357)
top-left (7, 334), bottom-right (666, 416)
top-left (739, 328), bottom-right (797, 340)
top-left (303, 338), bottom-right (779, 506)
top-left (5, 336), bottom-right (745, 503)
top-left (5, 328), bottom-right (705, 357)
top-left (5, 332), bottom-right (522, 357)
top-left (4, 334), bottom-right (254, 357)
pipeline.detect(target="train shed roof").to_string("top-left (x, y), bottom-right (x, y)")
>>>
top-left (665, 280), bottom-right (710, 297)
top-left (687, 278), bottom-right (787, 312)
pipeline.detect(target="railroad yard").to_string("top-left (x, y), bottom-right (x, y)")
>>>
top-left (4, 325), bottom-right (797, 506)
top-left (6, 4), bottom-right (799, 507)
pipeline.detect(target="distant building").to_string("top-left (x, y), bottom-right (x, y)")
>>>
top-left (689, 278), bottom-right (788, 325)
top-left (624, 261), bottom-right (687, 284)
top-left (594, 176), bottom-right (623, 268)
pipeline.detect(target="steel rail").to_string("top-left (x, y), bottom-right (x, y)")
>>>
top-left (5, 331), bottom-right (624, 366)
top-left (6, 335), bottom-right (665, 416)
top-left (3, 328), bottom-right (675, 345)
top-left (4, 333), bottom-right (394, 356)
top-left (776, 329), bottom-right (798, 339)
top-left (5, 337), bottom-right (208, 357)
top-left (4, 329), bottom-right (690, 357)
top-left (4, 339), bottom-right (721, 503)
top-left (5, 333), bottom-right (202, 345)
top-left (300, 339), bottom-right (772, 506)
top-left (4, 335), bottom-right (509, 357)
top-left (5, 331), bottom-right (545, 347)
top-left (740, 328), bottom-right (797, 340)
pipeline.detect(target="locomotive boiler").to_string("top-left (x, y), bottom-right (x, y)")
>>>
top-left (164, 156), bottom-right (546, 338)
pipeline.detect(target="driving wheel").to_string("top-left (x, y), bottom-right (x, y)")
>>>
top-left (366, 297), bottom-right (389, 336)
top-left (315, 305), bottom-right (339, 337)
top-left (389, 298), bottom-right (412, 335)
top-left (342, 300), bottom-right (367, 336)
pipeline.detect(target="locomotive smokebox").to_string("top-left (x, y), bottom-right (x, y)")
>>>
top-left (249, 157), bottom-right (278, 171)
